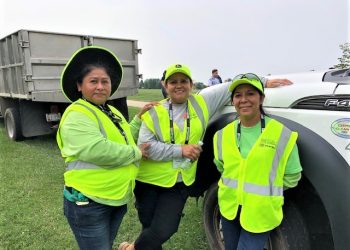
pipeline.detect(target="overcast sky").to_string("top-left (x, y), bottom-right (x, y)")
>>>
top-left (0, 0), bottom-right (349, 83)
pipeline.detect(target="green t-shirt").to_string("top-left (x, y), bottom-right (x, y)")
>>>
top-left (214, 116), bottom-right (302, 188)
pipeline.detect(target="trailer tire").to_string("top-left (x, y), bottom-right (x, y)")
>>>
top-left (203, 185), bottom-right (311, 250)
top-left (4, 107), bottom-right (23, 141)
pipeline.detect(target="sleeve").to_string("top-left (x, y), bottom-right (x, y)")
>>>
top-left (214, 158), bottom-right (224, 173)
top-left (137, 122), bottom-right (182, 161)
top-left (213, 131), bottom-right (224, 173)
top-left (129, 115), bottom-right (142, 141)
top-left (284, 144), bottom-right (303, 174)
top-left (283, 144), bottom-right (303, 188)
top-left (60, 111), bottom-right (142, 167)
top-left (200, 81), bottom-right (231, 119)
top-left (283, 172), bottom-right (302, 189)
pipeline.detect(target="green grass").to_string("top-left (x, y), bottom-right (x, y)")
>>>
top-left (128, 107), bottom-right (141, 120)
top-left (0, 107), bottom-right (209, 250)
top-left (128, 89), bottom-right (165, 102)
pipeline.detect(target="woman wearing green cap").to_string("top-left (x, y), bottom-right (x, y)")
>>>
top-left (213, 73), bottom-right (302, 249)
top-left (57, 46), bottom-right (154, 250)
top-left (118, 64), bottom-right (292, 249)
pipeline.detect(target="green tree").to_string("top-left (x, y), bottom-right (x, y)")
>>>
top-left (334, 42), bottom-right (350, 69)
top-left (143, 78), bottom-right (161, 89)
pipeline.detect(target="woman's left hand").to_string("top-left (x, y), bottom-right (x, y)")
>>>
top-left (137, 102), bottom-right (160, 118)
top-left (266, 78), bottom-right (293, 88)
top-left (139, 143), bottom-right (150, 158)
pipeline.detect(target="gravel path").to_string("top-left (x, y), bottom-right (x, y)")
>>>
top-left (127, 100), bottom-right (148, 108)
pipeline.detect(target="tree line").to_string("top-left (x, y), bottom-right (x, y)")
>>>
top-left (139, 78), bottom-right (206, 90)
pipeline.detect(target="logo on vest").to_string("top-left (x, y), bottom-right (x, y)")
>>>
top-left (259, 138), bottom-right (277, 149)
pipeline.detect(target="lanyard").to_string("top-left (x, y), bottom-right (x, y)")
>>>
top-left (237, 115), bottom-right (265, 152)
top-left (83, 99), bottom-right (129, 144)
top-left (169, 101), bottom-right (190, 144)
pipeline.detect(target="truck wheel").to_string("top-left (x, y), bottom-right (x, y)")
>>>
top-left (4, 107), bottom-right (23, 141)
top-left (203, 185), bottom-right (311, 250)
top-left (267, 200), bottom-right (311, 250)
top-left (203, 184), bottom-right (224, 250)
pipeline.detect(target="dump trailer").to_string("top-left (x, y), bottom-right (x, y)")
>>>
top-left (0, 29), bottom-right (141, 140)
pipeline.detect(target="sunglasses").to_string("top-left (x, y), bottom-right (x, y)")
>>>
top-left (232, 73), bottom-right (264, 91)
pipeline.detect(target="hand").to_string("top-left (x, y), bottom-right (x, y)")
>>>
top-left (181, 144), bottom-right (203, 161)
top-left (266, 78), bottom-right (293, 88)
top-left (139, 143), bottom-right (150, 159)
top-left (137, 102), bottom-right (159, 118)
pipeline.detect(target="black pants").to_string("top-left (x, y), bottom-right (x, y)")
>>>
top-left (134, 181), bottom-right (189, 250)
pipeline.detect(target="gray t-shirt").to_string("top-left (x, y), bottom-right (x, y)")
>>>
top-left (137, 77), bottom-right (268, 179)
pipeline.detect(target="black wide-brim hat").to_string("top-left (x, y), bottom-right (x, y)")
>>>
top-left (60, 46), bottom-right (123, 102)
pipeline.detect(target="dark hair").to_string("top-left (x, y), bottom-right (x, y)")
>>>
top-left (230, 86), bottom-right (267, 116)
top-left (161, 70), bottom-right (166, 81)
top-left (212, 69), bottom-right (218, 74)
top-left (76, 62), bottom-right (115, 85)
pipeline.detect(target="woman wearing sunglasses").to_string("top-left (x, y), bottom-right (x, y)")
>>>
top-left (213, 74), bottom-right (302, 250)
top-left (118, 65), bottom-right (292, 249)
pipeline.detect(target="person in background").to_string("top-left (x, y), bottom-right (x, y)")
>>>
top-left (118, 65), bottom-right (294, 250)
top-left (208, 68), bottom-right (223, 86)
top-left (57, 46), bottom-right (155, 250)
top-left (213, 73), bottom-right (302, 250)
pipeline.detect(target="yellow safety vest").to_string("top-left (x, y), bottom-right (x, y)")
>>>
top-left (137, 95), bottom-right (209, 187)
top-left (214, 119), bottom-right (298, 233)
top-left (57, 99), bottom-right (138, 200)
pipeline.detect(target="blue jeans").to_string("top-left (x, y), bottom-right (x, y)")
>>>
top-left (221, 215), bottom-right (270, 250)
top-left (64, 197), bottom-right (127, 250)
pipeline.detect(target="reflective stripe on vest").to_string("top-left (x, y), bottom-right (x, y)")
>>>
top-left (137, 95), bottom-right (209, 187)
top-left (215, 119), bottom-right (298, 232)
top-left (216, 129), bottom-right (223, 161)
top-left (219, 125), bottom-right (292, 197)
top-left (65, 103), bottom-right (107, 171)
top-left (74, 102), bottom-right (107, 138)
top-left (149, 96), bottom-right (207, 142)
top-left (58, 99), bottom-right (138, 200)
top-left (188, 95), bottom-right (206, 136)
top-left (67, 161), bottom-right (99, 170)
top-left (148, 108), bottom-right (164, 142)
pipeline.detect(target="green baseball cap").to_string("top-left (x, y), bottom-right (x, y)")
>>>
top-left (164, 64), bottom-right (192, 82)
top-left (229, 73), bottom-right (264, 94)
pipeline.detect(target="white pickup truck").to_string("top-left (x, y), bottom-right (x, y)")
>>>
top-left (191, 68), bottom-right (350, 250)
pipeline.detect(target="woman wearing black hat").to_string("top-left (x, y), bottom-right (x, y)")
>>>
top-left (57, 46), bottom-right (154, 250)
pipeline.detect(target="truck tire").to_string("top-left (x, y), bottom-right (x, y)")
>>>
top-left (203, 185), bottom-right (311, 250)
top-left (203, 184), bottom-right (224, 250)
top-left (4, 107), bottom-right (23, 141)
top-left (268, 200), bottom-right (311, 250)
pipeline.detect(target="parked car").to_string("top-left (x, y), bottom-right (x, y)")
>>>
top-left (193, 68), bottom-right (350, 250)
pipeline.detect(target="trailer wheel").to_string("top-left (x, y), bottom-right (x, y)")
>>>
top-left (4, 107), bottom-right (23, 141)
top-left (203, 185), bottom-right (311, 250)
